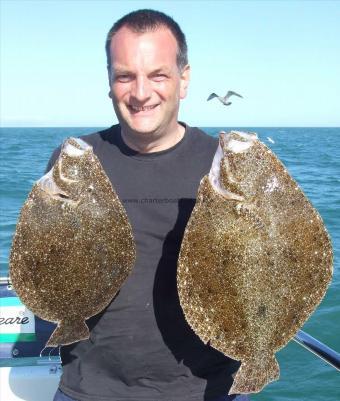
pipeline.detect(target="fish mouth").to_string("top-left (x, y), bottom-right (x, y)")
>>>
top-left (208, 136), bottom-right (244, 201)
top-left (37, 169), bottom-right (78, 205)
top-left (51, 192), bottom-right (79, 205)
top-left (222, 131), bottom-right (257, 153)
top-left (62, 137), bottom-right (91, 159)
top-left (36, 137), bottom-right (91, 204)
top-left (208, 131), bottom-right (257, 201)
top-left (57, 138), bottom-right (92, 184)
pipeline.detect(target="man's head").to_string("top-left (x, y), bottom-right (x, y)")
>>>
top-left (105, 9), bottom-right (190, 144)
top-left (105, 9), bottom-right (188, 74)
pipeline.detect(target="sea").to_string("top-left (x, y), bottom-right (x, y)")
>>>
top-left (0, 127), bottom-right (339, 401)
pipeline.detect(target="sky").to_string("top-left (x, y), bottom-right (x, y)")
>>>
top-left (1, 0), bottom-right (339, 127)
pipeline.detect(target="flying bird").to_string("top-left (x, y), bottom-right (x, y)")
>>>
top-left (207, 91), bottom-right (243, 106)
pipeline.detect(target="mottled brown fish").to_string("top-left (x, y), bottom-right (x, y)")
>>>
top-left (177, 131), bottom-right (333, 394)
top-left (10, 137), bottom-right (135, 347)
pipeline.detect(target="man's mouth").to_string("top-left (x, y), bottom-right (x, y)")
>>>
top-left (128, 104), bottom-right (159, 112)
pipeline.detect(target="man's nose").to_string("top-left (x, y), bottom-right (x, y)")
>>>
top-left (131, 76), bottom-right (152, 102)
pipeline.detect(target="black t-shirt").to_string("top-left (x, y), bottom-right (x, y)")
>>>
top-left (46, 124), bottom-right (240, 401)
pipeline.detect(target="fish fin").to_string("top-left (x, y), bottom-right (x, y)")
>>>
top-left (228, 355), bottom-right (280, 394)
top-left (46, 320), bottom-right (90, 347)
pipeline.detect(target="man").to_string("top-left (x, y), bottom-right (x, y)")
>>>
top-left (50, 9), bottom-right (249, 401)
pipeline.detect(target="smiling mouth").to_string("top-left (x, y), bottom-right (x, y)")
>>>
top-left (128, 104), bottom-right (159, 112)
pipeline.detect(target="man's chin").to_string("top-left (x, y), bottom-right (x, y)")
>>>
top-left (123, 122), bottom-right (160, 137)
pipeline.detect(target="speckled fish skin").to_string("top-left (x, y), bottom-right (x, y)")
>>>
top-left (10, 137), bottom-right (135, 347)
top-left (177, 131), bottom-right (333, 394)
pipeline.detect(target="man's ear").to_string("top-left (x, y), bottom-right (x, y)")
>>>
top-left (107, 66), bottom-right (112, 88)
top-left (180, 64), bottom-right (190, 100)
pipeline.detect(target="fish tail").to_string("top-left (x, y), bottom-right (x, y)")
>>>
top-left (46, 320), bottom-right (90, 347)
top-left (228, 355), bottom-right (280, 394)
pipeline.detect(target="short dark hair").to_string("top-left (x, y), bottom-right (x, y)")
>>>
top-left (105, 9), bottom-right (188, 72)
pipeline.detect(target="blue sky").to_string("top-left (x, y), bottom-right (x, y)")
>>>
top-left (1, 0), bottom-right (339, 127)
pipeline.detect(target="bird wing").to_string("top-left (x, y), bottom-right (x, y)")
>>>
top-left (207, 93), bottom-right (219, 101)
top-left (225, 91), bottom-right (243, 100)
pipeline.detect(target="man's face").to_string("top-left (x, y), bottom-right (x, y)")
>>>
top-left (108, 26), bottom-right (190, 137)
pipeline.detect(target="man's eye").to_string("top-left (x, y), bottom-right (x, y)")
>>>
top-left (115, 75), bottom-right (131, 83)
top-left (152, 74), bottom-right (167, 82)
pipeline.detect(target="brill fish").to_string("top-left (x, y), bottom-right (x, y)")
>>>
top-left (10, 137), bottom-right (135, 347)
top-left (177, 131), bottom-right (333, 394)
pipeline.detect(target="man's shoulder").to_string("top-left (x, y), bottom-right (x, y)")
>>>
top-left (45, 125), bottom-right (119, 172)
top-left (186, 125), bottom-right (218, 150)
top-left (80, 124), bottom-right (119, 148)
top-left (187, 125), bottom-right (217, 140)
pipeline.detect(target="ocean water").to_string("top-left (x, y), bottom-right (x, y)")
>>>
top-left (0, 127), bottom-right (339, 400)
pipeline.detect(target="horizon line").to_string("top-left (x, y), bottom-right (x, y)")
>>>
top-left (1, 125), bottom-right (339, 129)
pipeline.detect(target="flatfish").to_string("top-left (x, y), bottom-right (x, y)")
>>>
top-left (10, 137), bottom-right (135, 347)
top-left (177, 131), bottom-right (333, 394)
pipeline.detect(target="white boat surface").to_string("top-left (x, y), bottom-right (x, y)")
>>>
top-left (0, 277), bottom-right (61, 401)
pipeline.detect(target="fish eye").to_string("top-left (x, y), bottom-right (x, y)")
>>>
top-left (58, 193), bottom-right (70, 200)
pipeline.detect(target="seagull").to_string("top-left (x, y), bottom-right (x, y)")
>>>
top-left (207, 91), bottom-right (243, 106)
top-left (267, 137), bottom-right (275, 144)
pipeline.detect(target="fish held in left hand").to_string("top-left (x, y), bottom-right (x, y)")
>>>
top-left (10, 137), bottom-right (135, 347)
top-left (177, 131), bottom-right (333, 394)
